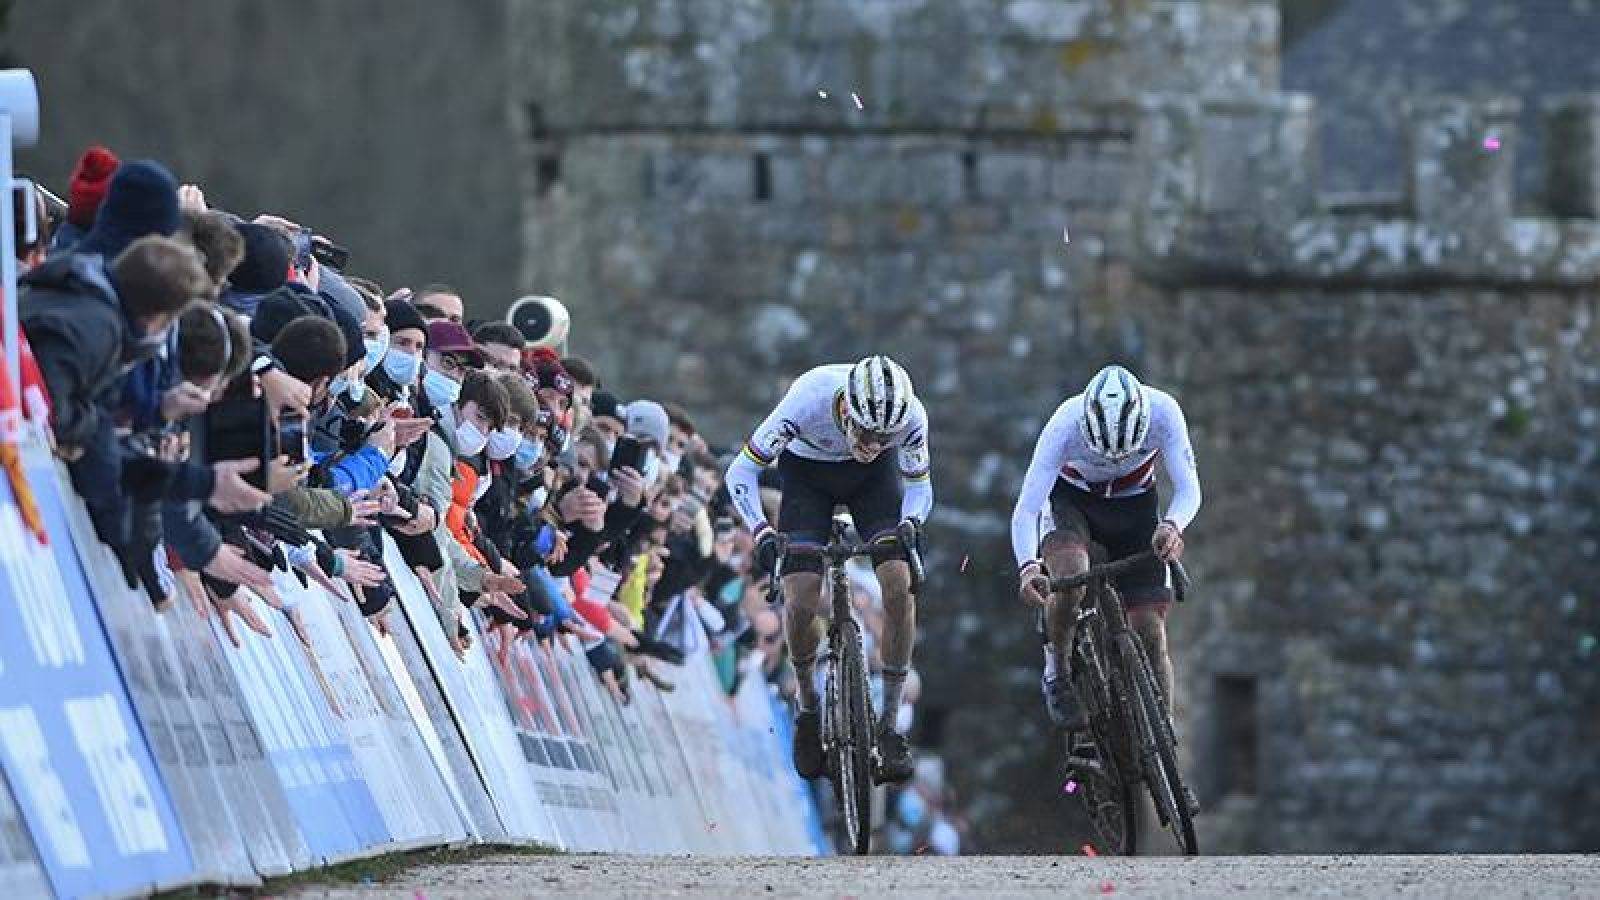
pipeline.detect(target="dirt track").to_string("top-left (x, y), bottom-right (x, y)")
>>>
top-left (288, 853), bottom-right (1598, 898)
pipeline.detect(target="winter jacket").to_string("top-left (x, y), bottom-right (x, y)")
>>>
top-left (18, 253), bottom-right (125, 449)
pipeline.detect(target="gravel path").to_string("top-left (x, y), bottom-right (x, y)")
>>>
top-left (287, 853), bottom-right (1598, 898)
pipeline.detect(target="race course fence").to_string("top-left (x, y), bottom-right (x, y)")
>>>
top-left (0, 439), bottom-right (826, 899)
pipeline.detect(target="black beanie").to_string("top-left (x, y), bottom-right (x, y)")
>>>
top-left (230, 224), bottom-right (291, 293)
top-left (385, 297), bottom-right (427, 339)
top-left (591, 390), bottom-right (623, 422)
top-left (76, 160), bottom-right (180, 259)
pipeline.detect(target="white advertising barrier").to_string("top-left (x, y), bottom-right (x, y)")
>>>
top-left (474, 625), bottom-right (598, 851)
top-left (164, 583), bottom-right (309, 876)
top-left (382, 534), bottom-right (561, 846)
top-left (270, 568), bottom-right (463, 850)
top-left (367, 595), bottom-right (504, 844)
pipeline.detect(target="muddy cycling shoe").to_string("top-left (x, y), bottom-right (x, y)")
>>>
top-left (873, 727), bottom-right (915, 785)
top-left (1043, 672), bottom-right (1087, 731)
top-left (792, 710), bottom-right (825, 779)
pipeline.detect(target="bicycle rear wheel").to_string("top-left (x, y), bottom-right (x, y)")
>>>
top-left (1124, 634), bottom-right (1198, 855)
top-left (832, 616), bottom-right (874, 855)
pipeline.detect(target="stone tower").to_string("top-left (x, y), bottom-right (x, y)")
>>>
top-left (511, 0), bottom-right (1600, 852)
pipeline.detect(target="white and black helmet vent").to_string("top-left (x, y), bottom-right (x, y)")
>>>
top-left (1080, 364), bottom-right (1151, 460)
top-left (845, 355), bottom-right (915, 434)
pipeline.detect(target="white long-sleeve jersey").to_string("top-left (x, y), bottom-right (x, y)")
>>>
top-left (1011, 388), bottom-right (1200, 568)
top-left (725, 364), bottom-right (934, 532)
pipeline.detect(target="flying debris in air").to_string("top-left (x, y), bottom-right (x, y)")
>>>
top-left (852, 91), bottom-right (864, 110)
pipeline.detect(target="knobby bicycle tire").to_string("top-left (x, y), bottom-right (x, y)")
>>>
top-left (1124, 632), bottom-right (1198, 855)
top-left (1072, 610), bottom-right (1137, 855)
top-left (833, 616), bottom-right (874, 855)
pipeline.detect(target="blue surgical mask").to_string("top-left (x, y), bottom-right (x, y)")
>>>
top-left (345, 377), bottom-right (366, 404)
top-left (486, 427), bottom-right (520, 461)
top-left (382, 347), bottom-right (421, 386)
top-left (454, 418), bottom-right (487, 456)
top-left (423, 368), bottom-right (462, 410)
top-left (514, 437), bottom-right (543, 472)
top-left (330, 375), bottom-right (349, 398)
top-left (363, 331), bottom-right (389, 373)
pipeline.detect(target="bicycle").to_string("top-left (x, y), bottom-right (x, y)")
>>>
top-left (771, 518), bottom-right (924, 856)
top-left (1048, 549), bottom-right (1197, 856)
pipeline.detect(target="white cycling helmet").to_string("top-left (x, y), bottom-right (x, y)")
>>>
top-left (844, 355), bottom-right (915, 435)
top-left (1080, 364), bottom-right (1150, 461)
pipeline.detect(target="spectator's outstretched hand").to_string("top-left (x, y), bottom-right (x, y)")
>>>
top-left (347, 490), bottom-right (382, 527)
top-left (483, 572), bottom-right (526, 595)
top-left (337, 549), bottom-right (386, 587)
top-left (209, 459), bottom-right (271, 514)
top-left (389, 414), bottom-right (431, 449)
top-left (203, 543), bottom-right (273, 590)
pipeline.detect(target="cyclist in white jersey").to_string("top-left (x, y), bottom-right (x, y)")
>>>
top-left (1012, 365), bottom-right (1200, 771)
top-left (725, 356), bottom-right (932, 784)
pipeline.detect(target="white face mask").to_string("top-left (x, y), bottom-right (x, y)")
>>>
top-left (387, 449), bottom-right (408, 476)
top-left (662, 449), bottom-right (684, 477)
top-left (641, 449), bottom-right (662, 487)
top-left (471, 472), bottom-right (493, 503)
top-left (455, 419), bottom-right (488, 456)
top-left (486, 426), bottom-right (520, 461)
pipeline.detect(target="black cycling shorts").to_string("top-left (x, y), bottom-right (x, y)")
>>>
top-left (776, 450), bottom-right (903, 573)
top-left (1048, 480), bottom-right (1170, 606)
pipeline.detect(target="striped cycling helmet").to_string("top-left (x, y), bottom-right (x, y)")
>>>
top-left (844, 355), bottom-right (915, 435)
top-left (1080, 365), bottom-right (1150, 461)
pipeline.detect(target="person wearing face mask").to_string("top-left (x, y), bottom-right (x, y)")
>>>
top-left (411, 360), bottom-right (527, 641)
top-left (371, 296), bottom-right (426, 399)
top-left (473, 373), bottom-right (541, 556)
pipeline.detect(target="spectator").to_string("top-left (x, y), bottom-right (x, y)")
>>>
top-left (50, 144), bottom-right (119, 252)
top-left (179, 210), bottom-right (244, 293)
top-left (590, 390), bottom-right (626, 450)
top-left (471, 321), bottom-right (525, 373)
top-left (370, 296), bottom-right (427, 401)
top-left (414, 283), bottom-right (464, 323)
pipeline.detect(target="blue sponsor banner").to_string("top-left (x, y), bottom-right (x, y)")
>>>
top-left (0, 451), bottom-right (194, 897)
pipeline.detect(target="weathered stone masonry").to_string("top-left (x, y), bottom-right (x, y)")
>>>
top-left (1131, 91), bottom-right (1600, 852)
top-left (513, 0), bottom-right (1599, 852)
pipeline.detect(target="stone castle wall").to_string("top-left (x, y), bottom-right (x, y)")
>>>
top-left (515, 0), bottom-right (1600, 853)
top-left (1128, 91), bottom-right (1600, 851)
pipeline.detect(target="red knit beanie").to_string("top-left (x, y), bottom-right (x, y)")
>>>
top-left (66, 145), bottom-right (120, 228)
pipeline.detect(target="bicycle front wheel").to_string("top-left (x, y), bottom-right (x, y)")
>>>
top-left (1123, 634), bottom-right (1198, 856)
top-left (832, 616), bottom-right (874, 855)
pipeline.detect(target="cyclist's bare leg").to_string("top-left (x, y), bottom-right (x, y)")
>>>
top-left (1128, 605), bottom-right (1174, 714)
top-left (873, 558), bottom-right (915, 729)
top-left (781, 571), bottom-right (825, 710)
top-left (1040, 531), bottom-right (1090, 675)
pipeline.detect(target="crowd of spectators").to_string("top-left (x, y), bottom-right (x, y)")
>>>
top-left (6, 149), bottom-right (926, 849)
